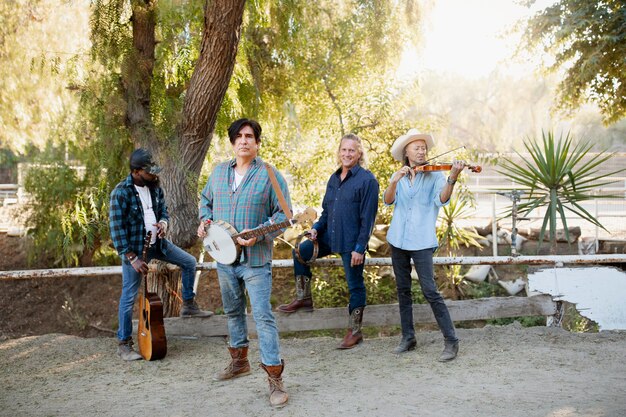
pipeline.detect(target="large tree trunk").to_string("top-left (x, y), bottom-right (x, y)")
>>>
top-left (122, 0), bottom-right (245, 248)
top-left (123, 0), bottom-right (157, 149)
top-left (122, 0), bottom-right (245, 314)
top-left (162, 0), bottom-right (246, 248)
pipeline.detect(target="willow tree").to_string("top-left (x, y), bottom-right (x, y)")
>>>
top-left (232, 1), bottom-right (424, 210)
top-left (89, 0), bottom-right (244, 248)
top-left (88, 0), bottom-right (425, 249)
top-left (0, 0), bottom-right (89, 153)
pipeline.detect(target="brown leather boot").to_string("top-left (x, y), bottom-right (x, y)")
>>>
top-left (213, 346), bottom-right (251, 381)
top-left (277, 275), bottom-right (313, 313)
top-left (338, 306), bottom-right (364, 349)
top-left (260, 360), bottom-right (288, 407)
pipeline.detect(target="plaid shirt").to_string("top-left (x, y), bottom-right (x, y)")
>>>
top-left (199, 157), bottom-right (291, 266)
top-left (109, 174), bottom-right (170, 257)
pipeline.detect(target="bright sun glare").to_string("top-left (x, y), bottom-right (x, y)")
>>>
top-left (397, 0), bottom-right (556, 80)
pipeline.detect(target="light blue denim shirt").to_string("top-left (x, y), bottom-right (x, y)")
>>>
top-left (385, 170), bottom-right (449, 251)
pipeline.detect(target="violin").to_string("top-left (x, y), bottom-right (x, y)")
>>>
top-left (412, 162), bottom-right (482, 173)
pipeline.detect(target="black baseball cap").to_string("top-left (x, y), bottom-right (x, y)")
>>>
top-left (129, 148), bottom-right (162, 174)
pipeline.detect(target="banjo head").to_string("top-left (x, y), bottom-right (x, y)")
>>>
top-left (203, 220), bottom-right (240, 264)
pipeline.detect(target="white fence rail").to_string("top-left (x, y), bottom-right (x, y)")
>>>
top-left (2, 254), bottom-right (626, 280)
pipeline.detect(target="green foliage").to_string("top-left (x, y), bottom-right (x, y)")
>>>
top-left (435, 183), bottom-right (483, 298)
top-left (13, 1), bottom-right (431, 260)
top-left (23, 151), bottom-right (114, 267)
top-left (311, 265), bottom-right (350, 308)
top-left (0, 0), bottom-right (89, 152)
top-left (561, 303), bottom-right (599, 333)
top-left (219, 1), bottom-right (427, 209)
top-left (0, 148), bottom-right (18, 170)
top-left (486, 316), bottom-right (546, 327)
top-left (310, 264), bottom-right (424, 308)
top-left (436, 185), bottom-right (482, 254)
top-left (90, 0), bottom-right (132, 68)
top-left (24, 161), bottom-right (80, 265)
top-left (496, 130), bottom-right (625, 252)
top-left (521, 0), bottom-right (626, 124)
top-left (60, 182), bottom-right (116, 266)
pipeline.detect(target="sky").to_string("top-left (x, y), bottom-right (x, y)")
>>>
top-left (398, 0), bottom-right (556, 79)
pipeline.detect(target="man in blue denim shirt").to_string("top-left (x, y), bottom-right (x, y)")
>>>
top-left (278, 133), bottom-right (379, 350)
top-left (109, 149), bottom-right (212, 361)
top-left (384, 129), bottom-right (467, 362)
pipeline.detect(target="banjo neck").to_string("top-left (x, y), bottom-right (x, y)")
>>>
top-left (234, 219), bottom-right (293, 241)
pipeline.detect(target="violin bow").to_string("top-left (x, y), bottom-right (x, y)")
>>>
top-left (422, 146), bottom-right (466, 165)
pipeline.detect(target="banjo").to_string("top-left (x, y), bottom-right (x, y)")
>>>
top-left (202, 207), bottom-right (317, 265)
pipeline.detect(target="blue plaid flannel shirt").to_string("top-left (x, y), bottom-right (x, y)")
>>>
top-left (199, 157), bottom-right (291, 266)
top-left (109, 174), bottom-right (170, 258)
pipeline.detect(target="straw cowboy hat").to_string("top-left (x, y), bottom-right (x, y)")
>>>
top-left (390, 129), bottom-right (435, 162)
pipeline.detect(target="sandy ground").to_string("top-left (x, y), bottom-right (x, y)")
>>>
top-left (1, 323), bottom-right (625, 417)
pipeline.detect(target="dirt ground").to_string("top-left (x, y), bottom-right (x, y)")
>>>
top-left (1, 324), bottom-right (625, 417)
top-left (2, 210), bottom-right (626, 416)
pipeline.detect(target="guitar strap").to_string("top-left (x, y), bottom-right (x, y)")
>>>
top-left (265, 163), bottom-right (293, 221)
top-left (265, 163), bottom-right (318, 265)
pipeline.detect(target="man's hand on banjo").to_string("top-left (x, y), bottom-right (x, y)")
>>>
top-left (237, 229), bottom-right (257, 247)
top-left (197, 222), bottom-right (206, 238)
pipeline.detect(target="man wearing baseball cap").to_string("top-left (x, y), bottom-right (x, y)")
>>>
top-left (109, 148), bottom-right (212, 361)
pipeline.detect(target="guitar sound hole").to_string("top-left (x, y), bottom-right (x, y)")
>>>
top-left (143, 309), bottom-right (150, 330)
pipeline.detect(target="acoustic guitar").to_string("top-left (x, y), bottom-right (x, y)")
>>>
top-left (137, 231), bottom-right (167, 361)
top-left (202, 207), bottom-right (317, 265)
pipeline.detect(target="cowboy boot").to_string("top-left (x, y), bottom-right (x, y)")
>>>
top-left (393, 336), bottom-right (417, 354)
top-left (180, 297), bottom-right (214, 318)
top-left (438, 339), bottom-right (459, 362)
top-left (260, 360), bottom-right (288, 407)
top-left (213, 346), bottom-right (252, 381)
top-left (277, 275), bottom-right (313, 313)
top-left (338, 306), bottom-right (364, 349)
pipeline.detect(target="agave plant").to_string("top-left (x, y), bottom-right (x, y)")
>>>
top-left (496, 131), bottom-right (625, 253)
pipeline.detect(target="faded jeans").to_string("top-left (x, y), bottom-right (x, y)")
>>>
top-left (117, 242), bottom-right (197, 342)
top-left (390, 245), bottom-right (457, 342)
top-left (216, 262), bottom-right (281, 366)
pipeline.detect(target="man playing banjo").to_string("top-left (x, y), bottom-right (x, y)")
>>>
top-left (197, 118), bottom-right (290, 408)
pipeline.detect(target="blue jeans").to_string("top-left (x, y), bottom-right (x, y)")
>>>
top-left (117, 241), bottom-right (197, 342)
top-left (293, 238), bottom-right (366, 313)
top-left (216, 262), bottom-right (281, 366)
top-left (390, 245), bottom-right (457, 342)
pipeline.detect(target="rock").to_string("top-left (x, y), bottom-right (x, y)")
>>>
top-left (464, 265), bottom-right (491, 283)
top-left (498, 278), bottom-right (526, 295)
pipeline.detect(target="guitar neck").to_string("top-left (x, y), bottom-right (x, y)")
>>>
top-left (142, 232), bottom-right (151, 295)
top-left (236, 219), bottom-right (294, 240)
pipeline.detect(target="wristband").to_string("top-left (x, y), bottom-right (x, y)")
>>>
top-left (127, 254), bottom-right (137, 262)
top-left (447, 176), bottom-right (457, 185)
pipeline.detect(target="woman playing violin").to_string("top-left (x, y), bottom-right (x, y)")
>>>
top-left (383, 128), bottom-right (464, 361)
